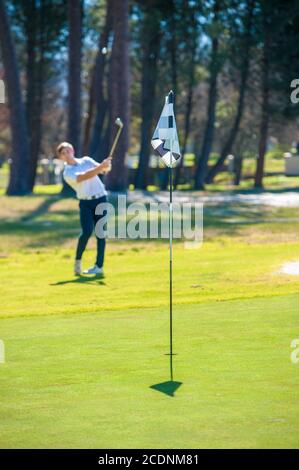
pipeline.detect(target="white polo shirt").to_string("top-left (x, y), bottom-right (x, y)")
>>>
top-left (63, 157), bottom-right (107, 200)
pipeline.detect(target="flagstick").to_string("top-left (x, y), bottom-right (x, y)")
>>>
top-left (169, 154), bottom-right (174, 382)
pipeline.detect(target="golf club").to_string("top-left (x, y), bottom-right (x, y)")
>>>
top-left (109, 117), bottom-right (124, 158)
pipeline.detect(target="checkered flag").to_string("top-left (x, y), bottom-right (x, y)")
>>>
top-left (151, 90), bottom-right (181, 167)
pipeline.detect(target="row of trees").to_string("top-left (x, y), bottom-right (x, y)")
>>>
top-left (0, 0), bottom-right (299, 195)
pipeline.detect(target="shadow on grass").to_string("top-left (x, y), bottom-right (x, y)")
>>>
top-left (20, 196), bottom-right (60, 222)
top-left (51, 275), bottom-right (106, 286)
top-left (150, 380), bottom-right (183, 397)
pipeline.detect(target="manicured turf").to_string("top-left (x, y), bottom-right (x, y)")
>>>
top-left (1, 296), bottom-right (298, 448)
top-left (0, 191), bottom-right (299, 448)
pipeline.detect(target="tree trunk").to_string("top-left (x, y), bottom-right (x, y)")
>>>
top-left (194, 51), bottom-right (218, 189)
top-left (194, 0), bottom-right (220, 190)
top-left (205, 73), bottom-right (246, 184)
top-left (233, 155), bottom-right (243, 185)
top-left (254, 15), bottom-right (270, 189)
top-left (160, 0), bottom-right (179, 191)
top-left (84, 0), bottom-right (113, 156)
top-left (62, 0), bottom-right (83, 196)
top-left (26, 0), bottom-right (46, 191)
top-left (174, 6), bottom-right (197, 189)
top-left (25, 0), bottom-right (37, 190)
top-left (29, 33), bottom-right (44, 190)
top-left (89, 100), bottom-right (108, 161)
top-left (206, 0), bottom-right (254, 184)
top-left (174, 0), bottom-right (199, 189)
top-left (106, 0), bottom-right (130, 192)
top-left (135, 10), bottom-right (161, 190)
top-left (173, 71), bottom-right (194, 189)
top-left (0, 0), bottom-right (29, 195)
top-left (68, 0), bottom-right (82, 154)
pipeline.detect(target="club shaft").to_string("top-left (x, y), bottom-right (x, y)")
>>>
top-left (109, 126), bottom-right (123, 157)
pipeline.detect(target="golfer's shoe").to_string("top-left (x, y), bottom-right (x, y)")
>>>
top-left (74, 260), bottom-right (82, 276)
top-left (83, 265), bottom-right (104, 276)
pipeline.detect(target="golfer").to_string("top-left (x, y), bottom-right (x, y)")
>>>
top-left (57, 142), bottom-right (112, 276)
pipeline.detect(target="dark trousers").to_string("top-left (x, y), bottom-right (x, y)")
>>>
top-left (76, 195), bottom-right (107, 268)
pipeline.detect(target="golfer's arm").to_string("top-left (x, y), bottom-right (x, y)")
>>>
top-left (76, 164), bottom-right (105, 183)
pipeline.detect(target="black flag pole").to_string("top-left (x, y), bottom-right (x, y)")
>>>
top-left (151, 90), bottom-right (182, 387)
top-left (169, 91), bottom-right (175, 382)
top-left (169, 156), bottom-right (174, 381)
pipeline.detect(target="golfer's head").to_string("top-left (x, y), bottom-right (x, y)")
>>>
top-left (56, 142), bottom-right (74, 162)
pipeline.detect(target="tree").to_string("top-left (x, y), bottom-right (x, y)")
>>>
top-left (62, 0), bottom-right (83, 196)
top-left (174, 0), bottom-right (199, 188)
top-left (254, 0), bottom-right (299, 187)
top-left (0, 0), bottom-right (29, 195)
top-left (8, 0), bottom-right (67, 190)
top-left (159, 0), bottom-right (183, 190)
top-left (84, 0), bottom-right (113, 158)
top-left (106, 0), bottom-right (130, 192)
top-left (206, 0), bottom-right (255, 184)
top-left (68, 0), bottom-right (83, 155)
top-left (146, 0), bottom-right (201, 190)
top-left (23, 0), bottom-right (45, 191)
top-left (135, 1), bottom-right (163, 189)
top-left (254, 5), bottom-right (269, 188)
top-left (194, 0), bottom-right (222, 189)
top-left (24, 0), bottom-right (67, 190)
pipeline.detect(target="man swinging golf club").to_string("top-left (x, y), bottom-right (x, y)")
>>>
top-left (56, 117), bottom-right (123, 276)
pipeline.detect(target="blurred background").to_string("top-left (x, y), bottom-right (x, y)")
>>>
top-left (0, 0), bottom-right (299, 196)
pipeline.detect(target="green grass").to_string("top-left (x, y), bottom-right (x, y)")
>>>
top-left (1, 296), bottom-right (298, 449)
top-left (0, 193), bottom-right (299, 448)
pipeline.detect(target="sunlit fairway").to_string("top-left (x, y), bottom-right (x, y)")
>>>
top-left (0, 188), bottom-right (299, 448)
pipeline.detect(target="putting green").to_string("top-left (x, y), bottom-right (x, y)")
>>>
top-left (0, 295), bottom-right (298, 448)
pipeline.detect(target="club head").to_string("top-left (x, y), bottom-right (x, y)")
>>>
top-left (115, 117), bottom-right (123, 128)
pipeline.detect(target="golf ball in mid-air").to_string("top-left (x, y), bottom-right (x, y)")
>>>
top-left (102, 47), bottom-right (107, 55)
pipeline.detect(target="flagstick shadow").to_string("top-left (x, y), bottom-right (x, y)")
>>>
top-left (150, 381), bottom-right (183, 397)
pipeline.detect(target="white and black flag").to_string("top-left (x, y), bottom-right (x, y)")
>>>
top-left (151, 90), bottom-right (181, 167)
